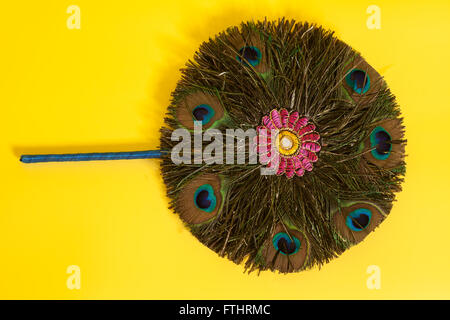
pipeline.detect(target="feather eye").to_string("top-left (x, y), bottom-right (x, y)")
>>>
top-left (261, 224), bottom-right (309, 273)
top-left (176, 174), bottom-right (223, 224)
top-left (363, 118), bottom-right (406, 168)
top-left (342, 55), bottom-right (384, 102)
top-left (345, 69), bottom-right (370, 94)
top-left (334, 202), bottom-right (386, 244)
top-left (175, 92), bottom-right (225, 130)
top-left (236, 46), bottom-right (262, 67)
top-left (192, 104), bottom-right (215, 126)
top-left (194, 184), bottom-right (217, 212)
top-left (228, 27), bottom-right (269, 74)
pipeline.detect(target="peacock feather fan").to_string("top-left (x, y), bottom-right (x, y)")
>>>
top-left (160, 18), bottom-right (406, 274)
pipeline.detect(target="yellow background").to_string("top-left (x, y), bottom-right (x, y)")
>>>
top-left (1, 0), bottom-right (449, 299)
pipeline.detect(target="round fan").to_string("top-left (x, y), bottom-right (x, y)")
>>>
top-left (21, 19), bottom-right (406, 274)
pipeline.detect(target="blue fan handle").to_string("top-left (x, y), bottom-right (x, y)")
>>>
top-left (20, 150), bottom-right (165, 163)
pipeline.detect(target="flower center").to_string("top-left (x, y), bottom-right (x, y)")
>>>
top-left (276, 130), bottom-right (300, 156)
top-left (280, 136), bottom-right (293, 150)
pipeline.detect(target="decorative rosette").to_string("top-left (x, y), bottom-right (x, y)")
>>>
top-left (255, 109), bottom-right (321, 179)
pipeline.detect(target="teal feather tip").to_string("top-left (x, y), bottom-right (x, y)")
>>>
top-left (236, 46), bottom-right (262, 67)
top-left (272, 232), bottom-right (301, 255)
top-left (193, 184), bottom-right (217, 213)
top-left (192, 104), bottom-right (215, 125)
top-left (345, 208), bottom-right (372, 231)
top-left (370, 126), bottom-right (392, 160)
top-left (345, 69), bottom-right (370, 94)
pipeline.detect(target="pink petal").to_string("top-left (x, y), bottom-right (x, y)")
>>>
top-left (260, 148), bottom-right (275, 164)
top-left (296, 168), bottom-right (305, 176)
top-left (294, 117), bottom-right (308, 132)
top-left (276, 157), bottom-right (286, 175)
top-left (288, 111), bottom-right (299, 129)
top-left (301, 133), bottom-right (320, 142)
top-left (297, 124), bottom-right (316, 137)
top-left (258, 141), bottom-right (273, 155)
top-left (259, 153), bottom-right (270, 164)
top-left (267, 154), bottom-right (280, 171)
top-left (257, 135), bottom-right (272, 146)
top-left (286, 158), bottom-right (294, 170)
top-left (286, 169), bottom-right (295, 179)
top-left (293, 156), bottom-right (303, 169)
top-left (280, 109), bottom-right (289, 127)
top-left (309, 154), bottom-right (318, 162)
top-left (285, 158), bottom-right (295, 178)
top-left (295, 156), bottom-right (309, 174)
top-left (258, 140), bottom-right (269, 150)
top-left (257, 126), bottom-right (271, 136)
top-left (260, 142), bottom-right (273, 154)
top-left (300, 149), bottom-right (318, 163)
top-left (302, 142), bottom-right (321, 152)
top-left (301, 157), bottom-right (313, 171)
top-left (262, 116), bottom-right (275, 130)
top-left (270, 110), bottom-right (282, 129)
top-left (256, 144), bottom-right (265, 154)
top-left (257, 129), bottom-right (272, 147)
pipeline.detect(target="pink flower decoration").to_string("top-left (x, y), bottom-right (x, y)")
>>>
top-left (256, 108), bottom-right (321, 179)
